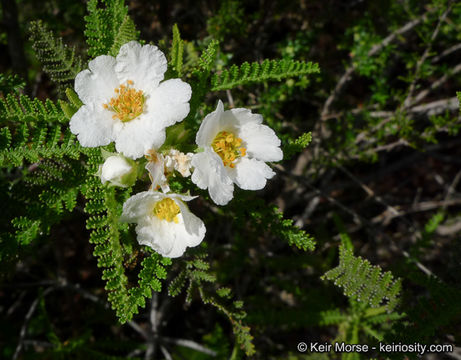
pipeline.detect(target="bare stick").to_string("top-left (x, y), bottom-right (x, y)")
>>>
top-left (410, 63), bottom-right (461, 106)
top-left (431, 42), bottom-right (461, 63)
top-left (226, 89), bottom-right (235, 108)
top-left (13, 287), bottom-right (54, 360)
top-left (145, 293), bottom-right (159, 359)
top-left (160, 345), bottom-right (173, 360)
top-left (161, 337), bottom-right (218, 356)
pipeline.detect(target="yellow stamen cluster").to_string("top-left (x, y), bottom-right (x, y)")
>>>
top-left (153, 198), bottom-right (180, 223)
top-left (211, 131), bottom-right (246, 168)
top-left (103, 80), bottom-right (145, 122)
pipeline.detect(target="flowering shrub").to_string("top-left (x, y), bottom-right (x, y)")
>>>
top-left (2, 0), bottom-right (461, 359)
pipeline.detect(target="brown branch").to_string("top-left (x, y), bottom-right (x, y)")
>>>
top-left (410, 63), bottom-right (461, 106)
top-left (431, 42), bottom-right (461, 63)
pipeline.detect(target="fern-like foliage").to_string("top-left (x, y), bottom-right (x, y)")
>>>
top-left (108, 15), bottom-right (139, 57)
top-left (0, 94), bottom-right (80, 167)
top-left (168, 254), bottom-right (255, 356)
top-left (29, 21), bottom-right (84, 95)
top-left (322, 245), bottom-right (401, 311)
top-left (8, 158), bottom-right (84, 249)
top-left (169, 24), bottom-right (184, 77)
top-left (0, 92), bottom-right (84, 266)
top-left (211, 59), bottom-right (320, 91)
top-left (83, 149), bottom-right (171, 323)
top-left (284, 131), bottom-right (313, 159)
top-left (244, 199), bottom-right (315, 251)
top-left (0, 73), bottom-right (25, 94)
top-left (185, 40), bottom-right (220, 127)
top-left (84, 0), bottom-right (139, 58)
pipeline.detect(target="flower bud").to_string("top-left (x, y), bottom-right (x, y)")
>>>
top-left (98, 155), bottom-right (137, 187)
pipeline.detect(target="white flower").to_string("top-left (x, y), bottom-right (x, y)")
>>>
top-left (191, 100), bottom-right (283, 205)
top-left (120, 191), bottom-right (205, 258)
top-left (98, 154), bottom-right (137, 187)
top-left (70, 41), bottom-right (192, 159)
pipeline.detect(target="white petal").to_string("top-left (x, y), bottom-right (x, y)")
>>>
top-left (115, 41), bottom-right (167, 92)
top-left (69, 104), bottom-right (115, 147)
top-left (195, 100), bottom-right (224, 147)
top-left (167, 217), bottom-right (206, 257)
top-left (120, 191), bottom-right (161, 222)
top-left (239, 122), bottom-right (283, 162)
top-left (136, 218), bottom-right (176, 256)
top-left (171, 193), bottom-right (198, 202)
top-left (145, 154), bottom-right (167, 191)
top-left (115, 115), bottom-right (166, 159)
top-left (137, 211), bottom-right (205, 258)
top-left (223, 107), bottom-right (263, 127)
top-left (230, 157), bottom-right (275, 190)
top-left (191, 150), bottom-right (234, 205)
top-left (74, 55), bottom-right (119, 106)
top-left (145, 79), bottom-right (192, 128)
top-left (175, 199), bottom-right (205, 240)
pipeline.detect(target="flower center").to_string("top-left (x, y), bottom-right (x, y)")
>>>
top-left (153, 198), bottom-right (180, 223)
top-left (103, 80), bottom-right (145, 122)
top-left (211, 131), bottom-right (246, 168)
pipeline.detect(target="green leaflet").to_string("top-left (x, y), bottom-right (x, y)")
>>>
top-left (0, 73), bottom-right (25, 94)
top-left (84, 0), bottom-right (138, 58)
top-left (247, 200), bottom-right (316, 251)
top-left (0, 94), bottom-right (80, 167)
top-left (184, 40), bottom-right (220, 127)
top-left (283, 132), bottom-right (313, 160)
top-left (170, 24), bottom-right (184, 77)
top-left (83, 149), bottom-right (171, 323)
top-left (108, 15), bottom-right (139, 57)
top-left (211, 59), bottom-right (320, 91)
top-left (322, 245), bottom-right (402, 312)
top-left (29, 21), bottom-right (83, 96)
top-left (168, 254), bottom-right (255, 356)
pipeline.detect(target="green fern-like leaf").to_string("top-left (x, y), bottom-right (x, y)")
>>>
top-left (184, 40), bottom-right (220, 127)
top-left (168, 255), bottom-right (255, 356)
top-left (109, 15), bottom-right (139, 57)
top-left (8, 157), bottom-right (85, 248)
top-left (211, 59), bottom-right (320, 91)
top-left (0, 95), bottom-right (80, 167)
top-left (83, 150), bottom-right (171, 323)
top-left (170, 24), bottom-right (184, 77)
top-left (198, 286), bottom-right (255, 356)
top-left (322, 245), bottom-right (401, 312)
top-left (284, 132), bottom-right (313, 159)
top-left (0, 73), bottom-right (25, 94)
top-left (196, 40), bottom-right (220, 73)
top-left (29, 21), bottom-right (83, 95)
top-left (247, 201), bottom-right (316, 251)
top-left (84, 0), bottom-right (138, 58)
